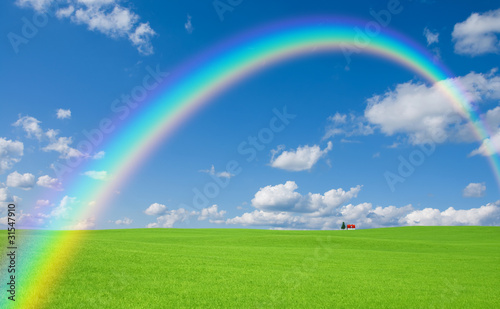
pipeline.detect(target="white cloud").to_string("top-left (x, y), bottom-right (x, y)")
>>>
top-left (146, 205), bottom-right (227, 228)
top-left (1, 210), bottom-right (45, 228)
top-left (16, 0), bottom-right (156, 55)
top-left (6, 171), bottom-right (35, 190)
top-left (365, 70), bottom-right (500, 145)
top-left (50, 195), bottom-right (76, 218)
top-left (73, 5), bottom-right (137, 36)
top-left (83, 170), bottom-right (107, 180)
top-left (251, 181), bottom-right (302, 211)
top-left (0, 187), bottom-right (16, 203)
top-left (14, 115), bottom-right (83, 158)
top-left (423, 27), bottom-right (439, 45)
top-left (463, 182), bottom-right (486, 197)
top-left (114, 217), bottom-right (133, 225)
top-left (43, 136), bottom-right (83, 158)
top-left (72, 217), bottom-right (96, 230)
top-left (78, 0), bottom-right (116, 6)
top-left (56, 5), bottom-right (75, 18)
top-left (226, 200), bottom-right (500, 229)
top-left (270, 142), bottom-right (332, 171)
top-left (144, 202), bottom-right (167, 216)
top-left (403, 202), bottom-right (500, 226)
top-left (452, 8), bottom-right (500, 56)
top-left (198, 205), bottom-right (226, 222)
top-left (458, 69), bottom-right (500, 101)
top-left (323, 113), bottom-right (374, 140)
top-left (36, 199), bottom-right (50, 208)
top-left (37, 175), bottom-right (63, 190)
top-left (226, 203), bottom-right (414, 230)
top-left (15, 0), bottom-right (53, 11)
top-left (200, 165), bottom-right (235, 178)
top-left (217, 171), bottom-right (233, 178)
top-left (251, 181), bottom-right (362, 215)
top-left (185, 15), bottom-right (193, 34)
top-left (56, 108), bottom-right (71, 119)
top-left (146, 208), bottom-right (196, 228)
top-left (0, 138), bottom-right (23, 174)
top-left (92, 151), bottom-right (105, 159)
top-left (14, 116), bottom-right (44, 140)
top-left (226, 210), bottom-right (302, 227)
top-left (128, 22), bottom-right (156, 55)
top-left (469, 130), bottom-right (500, 157)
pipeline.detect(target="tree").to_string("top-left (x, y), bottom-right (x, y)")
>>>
top-left (341, 222), bottom-right (346, 230)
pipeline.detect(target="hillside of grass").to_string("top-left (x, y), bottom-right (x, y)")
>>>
top-left (5, 226), bottom-right (500, 308)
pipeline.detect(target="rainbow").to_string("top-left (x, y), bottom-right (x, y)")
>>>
top-left (6, 16), bottom-right (500, 308)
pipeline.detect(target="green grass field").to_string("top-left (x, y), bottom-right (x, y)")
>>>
top-left (9, 226), bottom-right (500, 308)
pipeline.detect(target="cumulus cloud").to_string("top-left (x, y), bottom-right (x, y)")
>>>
top-left (452, 8), bottom-right (500, 56)
top-left (423, 27), bottom-right (439, 45)
top-left (251, 181), bottom-right (362, 216)
top-left (270, 142), bottom-right (332, 171)
top-left (226, 210), bottom-right (304, 227)
top-left (226, 203), bottom-right (415, 229)
top-left (463, 182), bottom-right (486, 197)
top-left (403, 202), bottom-right (500, 226)
top-left (113, 217), bottom-right (133, 225)
top-left (16, 0), bottom-right (156, 55)
top-left (184, 14), bottom-right (193, 34)
top-left (226, 199), bottom-right (500, 229)
top-left (72, 217), bottom-right (96, 230)
top-left (323, 113), bottom-right (374, 140)
top-left (144, 203), bottom-right (167, 216)
top-left (1, 210), bottom-right (45, 228)
top-left (56, 5), bottom-right (75, 18)
top-left (146, 208), bottom-right (197, 228)
top-left (223, 181), bottom-right (500, 229)
top-left (56, 109), bottom-right (71, 119)
top-left (37, 175), bottom-right (63, 190)
top-left (14, 115), bottom-right (83, 159)
top-left (43, 136), bottom-right (83, 159)
top-left (0, 138), bottom-right (23, 174)
top-left (0, 187), bottom-right (17, 203)
top-left (364, 70), bottom-right (500, 145)
top-left (13, 116), bottom-right (44, 140)
top-left (198, 204), bottom-right (226, 223)
top-left (50, 195), bottom-right (76, 218)
top-left (72, 5), bottom-right (137, 36)
top-left (15, 0), bottom-right (53, 11)
top-left (128, 22), bottom-right (156, 55)
top-left (146, 205), bottom-right (228, 228)
top-left (469, 130), bottom-right (500, 157)
top-left (6, 171), bottom-right (35, 190)
top-left (83, 170), bottom-right (108, 180)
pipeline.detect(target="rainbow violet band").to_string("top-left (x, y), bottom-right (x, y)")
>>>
top-left (8, 16), bottom-right (499, 308)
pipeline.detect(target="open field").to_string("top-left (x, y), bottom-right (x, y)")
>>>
top-left (4, 226), bottom-right (500, 308)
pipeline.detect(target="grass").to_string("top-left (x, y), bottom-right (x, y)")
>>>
top-left (4, 226), bottom-right (500, 308)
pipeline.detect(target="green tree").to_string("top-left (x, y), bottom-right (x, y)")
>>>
top-left (341, 222), bottom-right (346, 230)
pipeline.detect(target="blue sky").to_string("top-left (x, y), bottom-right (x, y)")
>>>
top-left (1, 0), bottom-right (499, 229)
